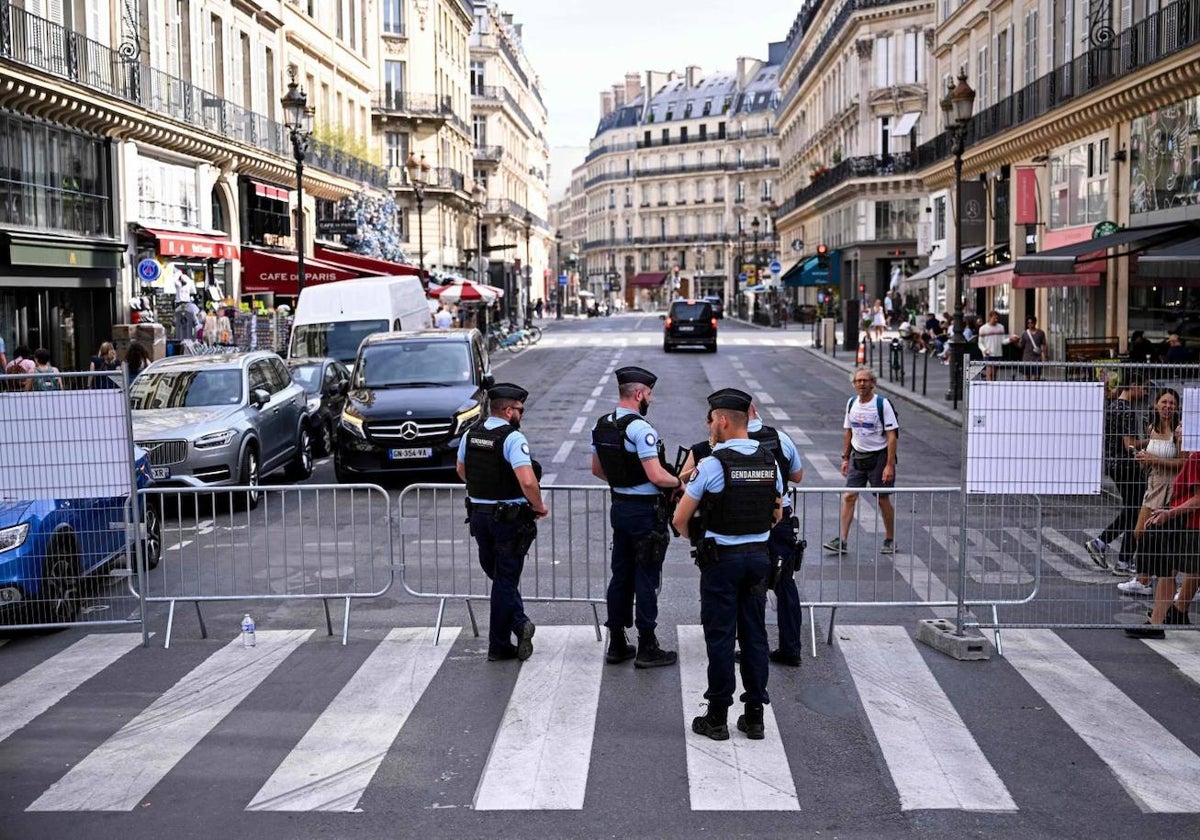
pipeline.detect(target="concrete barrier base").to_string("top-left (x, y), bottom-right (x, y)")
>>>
top-left (915, 618), bottom-right (993, 660)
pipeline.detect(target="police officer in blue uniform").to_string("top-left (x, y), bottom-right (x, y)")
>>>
top-left (679, 401), bottom-right (806, 666)
top-left (457, 383), bottom-right (547, 662)
top-left (591, 366), bottom-right (681, 668)
top-left (674, 388), bottom-right (782, 741)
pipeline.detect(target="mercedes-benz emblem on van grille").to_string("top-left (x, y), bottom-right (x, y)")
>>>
top-left (399, 421), bottom-right (420, 440)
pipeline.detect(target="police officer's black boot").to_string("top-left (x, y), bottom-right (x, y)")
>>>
top-left (737, 702), bottom-right (765, 740)
top-left (691, 704), bottom-right (729, 741)
top-left (605, 628), bottom-right (637, 665)
top-left (634, 632), bottom-right (678, 668)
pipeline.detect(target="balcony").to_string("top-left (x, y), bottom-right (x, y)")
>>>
top-left (484, 198), bottom-right (547, 229)
top-left (372, 91), bottom-right (455, 123)
top-left (474, 145), bottom-right (503, 165)
top-left (776, 153), bottom-right (920, 217)
top-left (0, 3), bottom-right (386, 188)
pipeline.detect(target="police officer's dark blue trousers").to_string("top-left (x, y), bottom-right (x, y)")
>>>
top-left (606, 498), bottom-right (665, 634)
top-left (471, 511), bottom-right (531, 655)
top-left (768, 513), bottom-right (802, 657)
top-left (700, 544), bottom-right (771, 710)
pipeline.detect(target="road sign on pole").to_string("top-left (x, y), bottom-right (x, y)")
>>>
top-left (558, 273), bottom-right (568, 286)
top-left (769, 259), bottom-right (782, 274)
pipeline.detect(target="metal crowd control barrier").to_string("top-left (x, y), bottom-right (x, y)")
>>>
top-left (0, 369), bottom-right (149, 640)
top-left (396, 483), bottom-right (612, 642)
top-left (792, 487), bottom-right (1041, 655)
top-left (133, 484), bottom-right (393, 646)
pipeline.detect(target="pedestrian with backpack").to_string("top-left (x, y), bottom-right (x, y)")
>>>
top-left (823, 367), bottom-right (899, 556)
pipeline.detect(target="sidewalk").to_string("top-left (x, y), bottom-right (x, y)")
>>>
top-left (731, 317), bottom-right (964, 427)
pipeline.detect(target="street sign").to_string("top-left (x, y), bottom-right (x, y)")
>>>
top-left (558, 273), bottom-right (568, 286)
top-left (316, 219), bottom-right (359, 235)
top-left (769, 259), bottom-right (782, 274)
top-left (136, 258), bottom-right (161, 283)
top-left (790, 238), bottom-right (804, 252)
top-left (738, 272), bottom-right (748, 282)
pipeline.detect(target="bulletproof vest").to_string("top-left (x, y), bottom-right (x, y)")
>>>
top-left (464, 423), bottom-right (524, 500)
top-left (749, 425), bottom-right (791, 478)
top-left (592, 412), bottom-right (663, 488)
top-left (704, 447), bottom-right (779, 536)
top-left (690, 440), bottom-right (713, 462)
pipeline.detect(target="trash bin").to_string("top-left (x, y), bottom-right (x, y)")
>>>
top-left (843, 300), bottom-right (860, 351)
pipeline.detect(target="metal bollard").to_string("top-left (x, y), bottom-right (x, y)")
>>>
top-left (890, 338), bottom-right (905, 386)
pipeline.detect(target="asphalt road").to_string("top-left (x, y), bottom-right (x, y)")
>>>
top-left (2, 314), bottom-right (1199, 840)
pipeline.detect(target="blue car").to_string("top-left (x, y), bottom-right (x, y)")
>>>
top-left (0, 448), bottom-right (161, 624)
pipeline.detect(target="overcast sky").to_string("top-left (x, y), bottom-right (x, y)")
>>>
top-left (499, 0), bottom-right (800, 192)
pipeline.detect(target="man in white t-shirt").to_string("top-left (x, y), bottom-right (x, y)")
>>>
top-left (823, 367), bottom-right (899, 556)
top-left (434, 306), bottom-right (454, 329)
top-left (977, 310), bottom-right (1007, 381)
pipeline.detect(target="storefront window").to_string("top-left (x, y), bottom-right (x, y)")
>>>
top-left (0, 111), bottom-right (111, 237)
top-left (1130, 95), bottom-right (1200, 216)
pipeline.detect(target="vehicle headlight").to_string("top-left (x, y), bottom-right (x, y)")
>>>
top-left (0, 523), bottom-right (29, 554)
top-left (306, 396), bottom-right (322, 414)
top-left (453, 403), bottom-right (481, 436)
top-left (340, 406), bottom-right (366, 439)
top-left (193, 429), bottom-right (237, 450)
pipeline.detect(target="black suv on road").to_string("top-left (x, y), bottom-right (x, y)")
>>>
top-left (662, 299), bottom-right (718, 352)
top-left (334, 329), bottom-right (493, 482)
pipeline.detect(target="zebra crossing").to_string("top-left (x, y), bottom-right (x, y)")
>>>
top-left (2, 622), bottom-right (1200, 817)
top-left (537, 334), bottom-right (811, 349)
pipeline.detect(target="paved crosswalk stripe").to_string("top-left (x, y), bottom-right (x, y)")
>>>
top-left (27, 629), bottom-right (312, 812)
top-left (1143, 633), bottom-right (1200, 688)
top-left (552, 440), bottom-right (575, 464)
top-left (804, 453), bottom-right (842, 481)
top-left (928, 526), bottom-right (1033, 585)
top-left (474, 625), bottom-right (603, 810)
top-left (839, 625), bottom-right (1016, 812)
top-left (247, 627), bottom-right (458, 812)
top-left (1003, 629), bottom-right (1200, 813)
top-left (0, 634), bottom-right (143, 746)
top-left (782, 425), bottom-right (813, 446)
top-left (676, 625), bottom-right (800, 811)
top-left (1010, 527), bottom-right (1112, 584)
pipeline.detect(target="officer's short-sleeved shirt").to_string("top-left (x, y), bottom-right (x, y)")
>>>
top-left (457, 416), bottom-right (532, 504)
top-left (844, 395), bottom-right (898, 453)
top-left (748, 418), bottom-right (803, 510)
top-left (685, 439), bottom-right (783, 545)
top-left (590, 407), bottom-right (659, 495)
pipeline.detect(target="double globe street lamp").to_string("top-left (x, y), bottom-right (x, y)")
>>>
top-left (405, 151), bottom-right (431, 278)
top-left (941, 70), bottom-right (977, 407)
top-left (281, 66), bottom-right (314, 296)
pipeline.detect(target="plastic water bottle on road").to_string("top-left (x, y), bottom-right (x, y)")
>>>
top-left (241, 614), bottom-right (256, 647)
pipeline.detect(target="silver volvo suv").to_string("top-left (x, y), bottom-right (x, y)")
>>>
top-left (130, 351), bottom-right (313, 508)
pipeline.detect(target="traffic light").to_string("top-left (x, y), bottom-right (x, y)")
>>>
top-left (816, 243), bottom-right (830, 270)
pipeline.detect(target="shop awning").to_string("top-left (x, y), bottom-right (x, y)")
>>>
top-left (629, 272), bottom-right (668, 287)
top-left (1135, 236), bottom-right (1200, 281)
top-left (240, 247), bottom-right (362, 296)
top-left (142, 228), bottom-right (239, 260)
top-left (785, 257), bottom-right (829, 288)
top-left (907, 246), bottom-right (988, 284)
top-left (968, 262), bottom-right (1102, 289)
top-left (1015, 223), bottom-right (1194, 275)
top-left (777, 257), bottom-right (806, 285)
top-left (313, 246), bottom-right (420, 278)
top-left (969, 263), bottom-right (1014, 288)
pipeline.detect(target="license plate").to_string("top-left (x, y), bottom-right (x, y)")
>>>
top-left (151, 467), bottom-right (170, 480)
top-left (678, 325), bottom-right (695, 332)
top-left (389, 448), bottom-right (433, 460)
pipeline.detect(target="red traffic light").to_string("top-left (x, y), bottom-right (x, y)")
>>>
top-left (816, 244), bottom-right (829, 257)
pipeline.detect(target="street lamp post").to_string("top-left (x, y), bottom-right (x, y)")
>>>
top-left (555, 231), bottom-right (564, 320)
top-left (940, 70), bottom-right (977, 408)
top-left (281, 66), bottom-right (313, 297)
top-left (736, 213), bottom-right (746, 320)
top-left (405, 152), bottom-right (430, 279)
top-left (472, 184), bottom-right (486, 283)
top-left (751, 216), bottom-right (761, 323)
top-left (522, 210), bottom-right (533, 326)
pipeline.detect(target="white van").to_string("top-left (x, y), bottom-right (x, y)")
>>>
top-left (288, 275), bottom-right (430, 367)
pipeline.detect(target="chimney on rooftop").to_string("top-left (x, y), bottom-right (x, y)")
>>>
top-left (624, 72), bottom-right (642, 102)
top-left (612, 84), bottom-right (625, 107)
top-left (685, 65), bottom-right (701, 88)
top-left (600, 90), bottom-right (615, 118)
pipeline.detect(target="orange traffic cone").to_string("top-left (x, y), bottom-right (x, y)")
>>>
top-left (855, 340), bottom-right (866, 365)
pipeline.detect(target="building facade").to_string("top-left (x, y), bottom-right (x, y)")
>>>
top-left (583, 51), bottom-right (784, 314)
top-left (774, 0), bottom-right (937, 318)
top-left (0, 0), bottom-right (385, 368)
top-left (469, 0), bottom-right (551, 320)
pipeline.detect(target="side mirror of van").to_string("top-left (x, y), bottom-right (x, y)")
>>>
top-left (251, 388), bottom-right (270, 409)
top-left (482, 372), bottom-right (495, 389)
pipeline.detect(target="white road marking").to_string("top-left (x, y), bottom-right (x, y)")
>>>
top-left (1143, 633), bottom-right (1200, 688)
top-left (474, 626), bottom-right (603, 810)
top-left (590, 386), bottom-right (604, 397)
top-left (582, 399), bottom-right (596, 413)
top-left (597, 374), bottom-right (610, 385)
top-left (552, 440), bottom-right (575, 464)
top-left (540, 473), bottom-right (558, 486)
top-left (839, 625), bottom-right (1016, 811)
top-left (782, 426), bottom-right (813, 446)
top-left (164, 540), bottom-right (193, 552)
top-left (27, 630), bottom-right (312, 812)
top-left (1004, 629), bottom-right (1200, 813)
top-left (804, 453), bottom-right (843, 482)
top-left (569, 416), bottom-right (586, 435)
top-left (757, 391), bottom-right (776, 405)
top-left (247, 628), bottom-right (457, 812)
top-left (676, 625), bottom-right (800, 811)
top-left (0, 634), bottom-right (143, 746)
top-left (890, 553), bottom-right (958, 620)
top-left (928, 526), bottom-right (1034, 586)
top-left (1009, 527), bottom-right (1113, 584)
top-left (745, 379), bottom-right (763, 390)
top-left (767, 407), bottom-right (789, 420)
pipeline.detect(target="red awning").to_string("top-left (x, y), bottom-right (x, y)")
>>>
top-left (971, 262), bottom-right (1102, 289)
top-left (144, 228), bottom-right (239, 260)
top-left (629, 272), bottom-right (667, 287)
top-left (968, 263), bottom-right (1014, 289)
top-left (240, 247), bottom-right (362, 296)
top-left (313, 246), bottom-right (421, 278)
